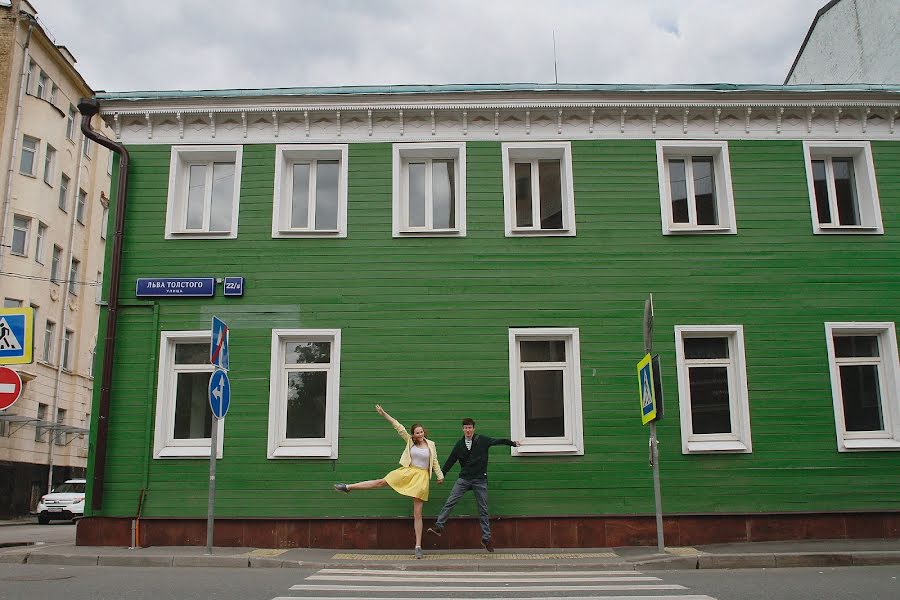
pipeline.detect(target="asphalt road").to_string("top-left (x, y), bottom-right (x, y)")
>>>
top-left (0, 563), bottom-right (896, 600)
top-left (0, 521), bottom-right (75, 547)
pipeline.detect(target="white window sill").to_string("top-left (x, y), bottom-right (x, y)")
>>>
top-left (814, 225), bottom-right (882, 235)
top-left (165, 231), bottom-right (237, 240)
top-left (683, 439), bottom-right (752, 453)
top-left (155, 445), bottom-right (222, 459)
top-left (512, 443), bottom-right (583, 456)
top-left (664, 226), bottom-right (736, 235)
top-left (394, 229), bottom-right (464, 238)
top-left (507, 229), bottom-right (575, 238)
top-left (268, 444), bottom-right (337, 459)
top-left (274, 229), bottom-right (345, 239)
top-left (839, 438), bottom-right (900, 452)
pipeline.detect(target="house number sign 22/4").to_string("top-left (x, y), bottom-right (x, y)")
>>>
top-left (223, 277), bottom-right (244, 297)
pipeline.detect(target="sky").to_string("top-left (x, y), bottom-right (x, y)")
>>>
top-left (29, 0), bottom-right (829, 92)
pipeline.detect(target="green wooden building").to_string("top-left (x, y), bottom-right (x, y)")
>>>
top-left (77, 84), bottom-right (900, 548)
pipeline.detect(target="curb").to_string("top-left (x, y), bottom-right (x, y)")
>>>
top-left (7, 551), bottom-right (900, 570)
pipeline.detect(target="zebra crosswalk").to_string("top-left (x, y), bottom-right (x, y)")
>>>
top-left (271, 567), bottom-right (718, 599)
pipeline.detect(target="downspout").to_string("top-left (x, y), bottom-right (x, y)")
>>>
top-left (0, 14), bottom-right (34, 276)
top-left (78, 98), bottom-right (129, 511)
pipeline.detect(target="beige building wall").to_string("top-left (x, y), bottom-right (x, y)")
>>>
top-left (0, 0), bottom-right (112, 514)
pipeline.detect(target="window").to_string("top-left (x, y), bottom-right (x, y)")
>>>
top-left (3, 298), bottom-right (22, 308)
top-left (95, 271), bottom-right (103, 304)
top-left (55, 408), bottom-right (66, 446)
top-left (20, 136), bottom-right (38, 175)
top-left (825, 322), bottom-right (900, 451)
top-left (26, 60), bottom-right (35, 94)
top-left (50, 245), bottom-right (62, 283)
top-left (107, 151), bottom-right (113, 176)
top-left (35, 403), bottom-right (48, 442)
top-left (803, 141), bottom-right (883, 234)
top-left (34, 222), bottom-right (47, 264)
top-left (267, 329), bottom-right (342, 458)
top-left (43, 145), bottom-right (56, 184)
top-left (68, 258), bottom-right (79, 295)
top-left (656, 141), bottom-right (736, 234)
top-left (165, 145), bottom-right (242, 238)
top-left (62, 329), bottom-right (73, 371)
top-left (36, 71), bottom-right (47, 99)
top-left (81, 136), bottom-right (92, 159)
top-left (58, 174), bottom-right (70, 211)
top-left (501, 142), bottom-right (576, 236)
top-left (66, 105), bottom-right (76, 140)
top-left (100, 204), bottom-right (108, 240)
top-left (11, 215), bottom-right (30, 256)
top-left (674, 325), bottom-right (752, 453)
top-left (272, 145), bottom-right (348, 238)
top-left (153, 331), bottom-right (222, 458)
top-left (76, 189), bottom-right (87, 224)
top-left (391, 143), bottom-right (466, 237)
top-left (508, 328), bottom-right (584, 455)
top-left (49, 83), bottom-right (57, 104)
top-left (43, 320), bottom-right (55, 363)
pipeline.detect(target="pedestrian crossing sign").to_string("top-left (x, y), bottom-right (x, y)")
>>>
top-left (0, 307), bottom-right (33, 365)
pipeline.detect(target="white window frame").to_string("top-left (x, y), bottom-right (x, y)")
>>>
top-left (153, 331), bottom-right (223, 459)
top-left (68, 258), bottom-right (79, 295)
top-left (11, 215), bottom-right (30, 256)
top-left (501, 142), bottom-right (576, 237)
top-left (392, 142), bottom-right (466, 237)
top-left (43, 145), bottom-right (55, 185)
top-left (62, 329), bottom-right (73, 371)
top-left (674, 325), bottom-right (752, 453)
top-left (272, 144), bottom-right (348, 238)
top-left (50, 245), bottom-right (62, 283)
top-left (58, 173), bottom-right (70, 212)
top-left (36, 71), bottom-right (47, 99)
top-left (825, 322), bottom-right (900, 451)
top-left (656, 140), bottom-right (736, 235)
top-left (803, 141), bottom-right (883, 234)
top-left (508, 327), bottom-right (584, 455)
top-left (66, 105), bottom-right (76, 140)
top-left (34, 221), bottom-right (47, 264)
top-left (76, 189), bottom-right (87, 225)
top-left (165, 145), bottom-right (243, 239)
top-left (43, 320), bottom-right (55, 364)
top-left (267, 329), bottom-right (341, 459)
top-left (20, 136), bottom-right (38, 176)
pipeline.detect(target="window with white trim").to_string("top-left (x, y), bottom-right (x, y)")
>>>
top-left (267, 329), bottom-right (341, 458)
top-left (272, 144), bottom-right (348, 238)
top-left (100, 204), bottom-right (108, 240)
top-left (81, 137), bottom-right (92, 159)
top-left (43, 145), bottom-right (55, 185)
top-left (68, 258), bottom-right (79, 295)
top-left (34, 222), bottom-right (47, 264)
top-left (501, 142), bottom-right (575, 236)
top-left (165, 146), bottom-right (242, 238)
top-left (674, 325), bottom-right (752, 453)
top-left (43, 320), bottom-right (55, 363)
top-left (803, 141), bottom-right (883, 234)
top-left (153, 331), bottom-right (223, 458)
top-left (66, 105), bottom-right (76, 140)
top-left (508, 328), bottom-right (584, 455)
top-left (58, 174), bottom-right (70, 211)
top-left (11, 215), bottom-right (30, 256)
top-left (825, 322), bottom-right (900, 451)
top-left (62, 329), bottom-right (73, 371)
top-left (36, 71), bottom-right (47, 99)
top-left (76, 189), bottom-right (87, 224)
top-left (392, 143), bottom-right (466, 237)
top-left (20, 136), bottom-right (38, 176)
top-left (656, 141), bottom-right (736, 234)
top-left (50, 245), bottom-right (62, 283)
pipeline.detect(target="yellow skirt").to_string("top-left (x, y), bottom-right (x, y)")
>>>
top-left (384, 466), bottom-right (430, 501)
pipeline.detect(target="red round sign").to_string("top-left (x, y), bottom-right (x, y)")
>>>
top-left (0, 367), bottom-right (23, 411)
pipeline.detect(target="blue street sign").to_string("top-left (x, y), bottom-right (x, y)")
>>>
top-left (208, 369), bottom-right (230, 419)
top-left (0, 308), bottom-right (33, 365)
top-left (223, 277), bottom-right (244, 297)
top-left (135, 277), bottom-right (215, 298)
top-left (210, 317), bottom-right (229, 371)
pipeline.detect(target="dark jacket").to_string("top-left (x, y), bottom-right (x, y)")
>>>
top-left (442, 434), bottom-right (515, 480)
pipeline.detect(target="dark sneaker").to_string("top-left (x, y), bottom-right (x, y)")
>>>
top-left (415, 547), bottom-right (423, 560)
top-left (333, 483), bottom-right (349, 493)
top-left (482, 538), bottom-right (495, 553)
top-left (426, 526), bottom-right (442, 537)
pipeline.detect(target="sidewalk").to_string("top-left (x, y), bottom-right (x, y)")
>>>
top-left (2, 536), bottom-right (899, 570)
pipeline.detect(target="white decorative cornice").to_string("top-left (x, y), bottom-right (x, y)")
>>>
top-left (101, 98), bottom-right (900, 144)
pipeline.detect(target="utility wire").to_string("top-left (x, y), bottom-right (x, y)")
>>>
top-left (0, 270), bottom-right (101, 286)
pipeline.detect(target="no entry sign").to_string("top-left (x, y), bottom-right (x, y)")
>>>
top-left (0, 366), bottom-right (23, 411)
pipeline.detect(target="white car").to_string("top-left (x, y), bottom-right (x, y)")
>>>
top-left (35, 478), bottom-right (86, 524)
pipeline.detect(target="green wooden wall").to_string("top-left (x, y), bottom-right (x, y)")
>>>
top-left (86, 139), bottom-right (900, 519)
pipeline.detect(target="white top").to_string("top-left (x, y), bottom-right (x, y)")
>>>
top-left (409, 444), bottom-right (430, 469)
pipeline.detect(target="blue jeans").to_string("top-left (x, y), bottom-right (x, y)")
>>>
top-left (435, 477), bottom-right (491, 543)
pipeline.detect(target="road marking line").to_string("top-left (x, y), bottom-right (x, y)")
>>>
top-left (318, 568), bottom-right (640, 576)
top-left (308, 574), bottom-right (660, 583)
top-left (289, 583), bottom-right (687, 592)
top-left (274, 597), bottom-right (717, 600)
top-left (330, 551), bottom-right (618, 560)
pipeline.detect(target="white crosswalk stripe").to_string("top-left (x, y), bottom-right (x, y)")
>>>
top-left (273, 567), bottom-right (719, 599)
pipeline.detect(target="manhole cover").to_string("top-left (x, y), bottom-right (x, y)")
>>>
top-left (4, 575), bottom-right (75, 582)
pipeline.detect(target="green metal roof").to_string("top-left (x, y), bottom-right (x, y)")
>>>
top-left (95, 82), bottom-right (900, 101)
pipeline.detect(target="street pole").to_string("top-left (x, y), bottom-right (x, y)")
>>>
top-left (643, 294), bottom-right (665, 554)
top-left (205, 414), bottom-right (217, 555)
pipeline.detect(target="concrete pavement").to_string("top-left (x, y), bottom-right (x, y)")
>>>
top-left (1, 523), bottom-right (898, 571)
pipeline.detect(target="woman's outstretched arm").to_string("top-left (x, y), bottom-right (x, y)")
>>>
top-left (376, 404), bottom-right (409, 441)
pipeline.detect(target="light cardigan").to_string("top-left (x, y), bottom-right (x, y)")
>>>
top-left (387, 416), bottom-right (444, 481)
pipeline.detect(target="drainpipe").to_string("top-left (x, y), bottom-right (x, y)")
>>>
top-left (0, 13), bottom-right (34, 276)
top-left (77, 98), bottom-right (129, 511)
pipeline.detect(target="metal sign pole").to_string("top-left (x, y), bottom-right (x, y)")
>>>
top-left (205, 414), bottom-right (218, 555)
top-left (643, 294), bottom-right (665, 554)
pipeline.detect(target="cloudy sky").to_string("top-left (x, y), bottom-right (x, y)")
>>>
top-left (30, 0), bottom-right (827, 92)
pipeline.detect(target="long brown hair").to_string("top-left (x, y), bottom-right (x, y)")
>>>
top-left (410, 423), bottom-right (428, 439)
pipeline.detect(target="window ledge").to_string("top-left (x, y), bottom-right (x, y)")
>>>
top-left (839, 438), bottom-right (900, 452)
top-left (274, 230), bottom-right (345, 239)
top-left (684, 439), bottom-right (751, 454)
top-left (165, 231), bottom-right (238, 240)
top-left (814, 226), bottom-right (883, 235)
top-left (664, 226), bottom-right (736, 235)
top-left (507, 229), bottom-right (575, 238)
top-left (155, 445), bottom-right (221, 459)
top-left (394, 229), bottom-right (464, 238)
top-left (512, 443), bottom-right (583, 456)
top-left (269, 445), bottom-right (337, 459)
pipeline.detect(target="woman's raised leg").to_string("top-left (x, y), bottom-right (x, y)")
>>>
top-left (346, 478), bottom-right (388, 491)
